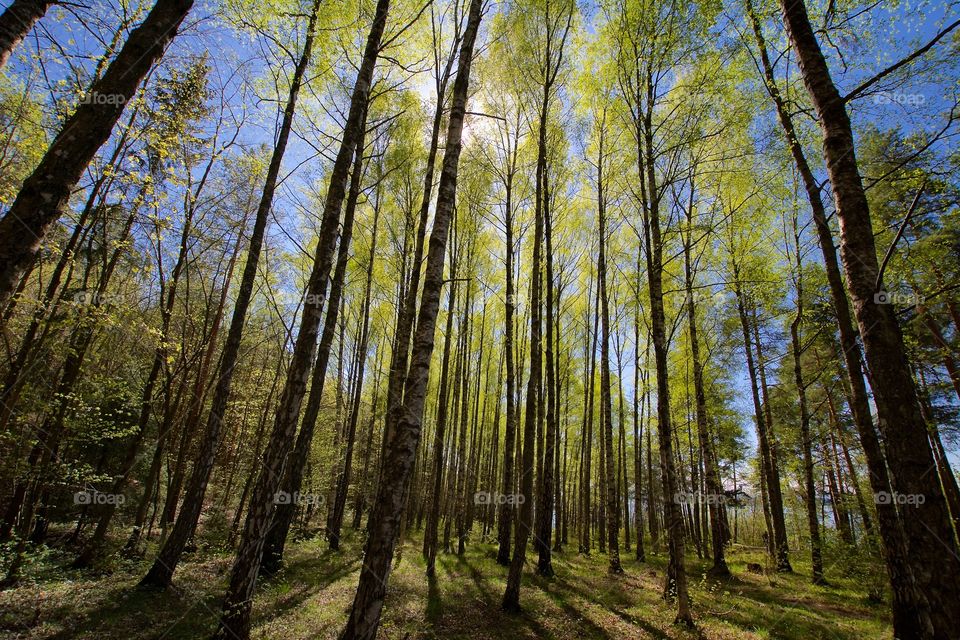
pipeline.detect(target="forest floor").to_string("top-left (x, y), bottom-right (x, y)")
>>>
top-left (0, 530), bottom-right (891, 640)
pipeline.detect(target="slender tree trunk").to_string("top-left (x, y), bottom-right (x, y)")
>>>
top-left (213, 1), bottom-right (383, 630)
top-left (633, 313), bottom-right (646, 562)
top-left (139, 0), bottom-right (321, 588)
top-left (786, 213), bottom-right (825, 584)
top-left (681, 179), bottom-right (727, 577)
top-left (733, 276), bottom-right (788, 571)
top-left (454, 276), bottom-right (473, 555)
top-left (496, 162), bottom-right (518, 565)
top-left (638, 64), bottom-right (692, 622)
top-left (536, 130), bottom-right (557, 577)
top-left (503, 49), bottom-right (549, 614)
top-left (581, 268), bottom-right (599, 554)
top-left (338, 1), bottom-right (482, 634)
top-left (752, 306), bottom-right (792, 570)
top-left (380, 6), bottom-right (462, 505)
top-left (596, 125), bottom-right (622, 574)
top-left (328, 193), bottom-right (381, 548)
top-left (353, 346), bottom-right (384, 529)
top-left (424, 242), bottom-right (459, 575)
top-left (264, 102), bottom-right (370, 569)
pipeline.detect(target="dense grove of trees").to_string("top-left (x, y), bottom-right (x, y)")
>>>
top-left (0, 0), bottom-right (958, 638)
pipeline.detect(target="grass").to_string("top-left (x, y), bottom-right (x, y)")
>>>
top-left (0, 530), bottom-right (892, 639)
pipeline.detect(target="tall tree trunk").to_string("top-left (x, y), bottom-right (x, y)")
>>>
top-left (380, 5), bottom-right (463, 508)
top-left (503, 164), bottom-right (542, 611)
top-left (733, 274), bottom-right (790, 572)
top-left (496, 149), bottom-right (518, 566)
top-left (139, 0), bottom-right (322, 588)
top-left (596, 124), bottom-right (622, 575)
top-left (633, 315), bottom-right (647, 562)
top-left (581, 268), bottom-right (599, 554)
top-left (752, 306), bottom-right (792, 570)
top-left (786, 211), bottom-right (825, 584)
top-left (353, 345), bottom-right (384, 529)
top-left (454, 275), bottom-right (474, 555)
top-left (328, 192), bottom-right (381, 548)
top-left (338, 0), bottom-right (482, 634)
top-left (779, 0), bottom-right (960, 634)
top-left (745, 0), bottom-right (919, 626)
top-left (637, 62), bottom-right (692, 622)
top-left (210, 1), bottom-right (386, 632)
top-left (264, 102), bottom-right (369, 569)
top-left (681, 178), bottom-right (728, 577)
top-left (424, 241), bottom-right (459, 575)
top-left (536, 133), bottom-right (557, 578)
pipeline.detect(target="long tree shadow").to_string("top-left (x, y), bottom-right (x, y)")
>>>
top-left (256, 551), bottom-right (362, 626)
top-left (426, 573), bottom-right (442, 624)
top-left (432, 553), bottom-right (554, 639)
top-left (45, 578), bottom-right (224, 639)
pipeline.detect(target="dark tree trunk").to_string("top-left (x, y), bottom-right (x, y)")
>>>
top-left (328, 191), bottom-right (381, 548)
top-left (0, 0), bottom-right (55, 69)
top-left (265, 101), bottom-right (369, 568)
top-left (0, 0), bottom-right (194, 310)
top-left (424, 241), bottom-right (459, 575)
top-left (733, 277), bottom-right (790, 572)
top-left (779, 0), bottom-right (960, 634)
top-left (596, 124), bottom-right (622, 575)
top-left (633, 315), bottom-right (647, 562)
top-left (638, 63), bottom-right (691, 623)
top-left (785, 211), bottom-right (825, 584)
top-left (752, 307), bottom-right (792, 571)
top-left (213, 2), bottom-right (383, 620)
top-left (496, 160), bottom-right (517, 565)
top-left (503, 171), bottom-right (542, 611)
top-left (535, 123), bottom-right (556, 578)
top-left (746, 0), bottom-right (919, 625)
top-left (581, 269), bottom-right (599, 554)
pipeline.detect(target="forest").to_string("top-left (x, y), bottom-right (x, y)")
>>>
top-left (0, 0), bottom-right (958, 638)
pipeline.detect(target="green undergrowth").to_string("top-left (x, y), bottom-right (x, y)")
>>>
top-left (0, 531), bottom-right (891, 639)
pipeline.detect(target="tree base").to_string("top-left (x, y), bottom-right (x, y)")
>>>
top-left (501, 599), bottom-right (522, 614)
top-left (137, 567), bottom-right (172, 591)
top-left (673, 613), bottom-right (695, 628)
